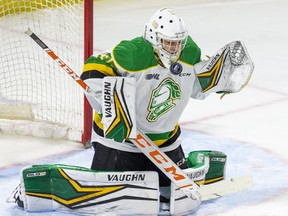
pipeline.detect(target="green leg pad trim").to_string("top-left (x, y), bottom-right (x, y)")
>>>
top-left (22, 164), bottom-right (94, 196)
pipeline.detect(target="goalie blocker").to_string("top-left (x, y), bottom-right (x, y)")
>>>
top-left (102, 76), bottom-right (137, 142)
top-left (8, 150), bottom-right (226, 215)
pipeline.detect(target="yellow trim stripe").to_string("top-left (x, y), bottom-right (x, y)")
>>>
top-left (26, 168), bottom-right (124, 206)
top-left (154, 124), bottom-right (179, 146)
top-left (178, 59), bottom-right (193, 67)
top-left (204, 176), bottom-right (224, 184)
top-left (195, 180), bottom-right (205, 186)
top-left (58, 168), bottom-right (123, 193)
top-left (83, 63), bottom-right (117, 76)
top-left (94, 112), bottom-right (103, 130)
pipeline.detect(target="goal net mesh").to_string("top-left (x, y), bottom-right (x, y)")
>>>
top-left (0, 0), bottom-right (85, 141)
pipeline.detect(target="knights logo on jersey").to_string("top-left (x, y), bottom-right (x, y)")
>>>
top-left (147, 78), bottom-right (181, 122)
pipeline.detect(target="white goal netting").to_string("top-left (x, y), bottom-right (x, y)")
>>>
top-left (0, 0), bottom-right (85, 141)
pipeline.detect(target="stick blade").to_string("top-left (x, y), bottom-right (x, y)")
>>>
top-left (200, 175), bottom-right (254, 201)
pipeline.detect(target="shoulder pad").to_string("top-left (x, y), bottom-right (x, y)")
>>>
top-left (112, 37), bottom-right (158, 72)
top-left (179, 36), bottom-right (201, 65)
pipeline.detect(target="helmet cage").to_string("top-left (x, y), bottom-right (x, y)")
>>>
top-left (155, 31), bottom-right (187, 55)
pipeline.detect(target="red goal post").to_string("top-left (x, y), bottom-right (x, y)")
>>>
top-left (83, 0), bottom-right (93, 146)
top-left (0, 0), bottom-right (93, 146)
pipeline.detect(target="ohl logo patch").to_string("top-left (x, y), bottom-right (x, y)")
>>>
top-left (147, 78), bottom-right (181, 122)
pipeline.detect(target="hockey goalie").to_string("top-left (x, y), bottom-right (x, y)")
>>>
top-left (8, 7), bottom-right (254, 216)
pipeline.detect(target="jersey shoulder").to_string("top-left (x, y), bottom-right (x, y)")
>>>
top-left (179, 36), bottom-right (201, 65)
top-left (112, 37), bottom-right (159, 72)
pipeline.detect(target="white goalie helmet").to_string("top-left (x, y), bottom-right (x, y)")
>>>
top-left (144, 8), bottom-right (188, 68)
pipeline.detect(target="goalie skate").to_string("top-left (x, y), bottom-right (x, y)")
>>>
top-left (6, 183), bottom-right (24, 208)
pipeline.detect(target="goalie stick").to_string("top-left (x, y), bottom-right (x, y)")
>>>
top-left (25, 29), bottom-right (253, 201)
top-left (200, 175), bottom-right (253, 201)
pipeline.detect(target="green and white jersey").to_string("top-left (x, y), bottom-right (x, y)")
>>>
top-left (81, 36), bottom-right (208, 152)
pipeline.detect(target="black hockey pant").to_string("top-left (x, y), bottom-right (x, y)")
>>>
top-left (91, 142), bottom-right (188, 187)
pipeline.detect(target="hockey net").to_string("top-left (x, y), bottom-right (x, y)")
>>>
top-left (0, 0), bottom-right (92, 143)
